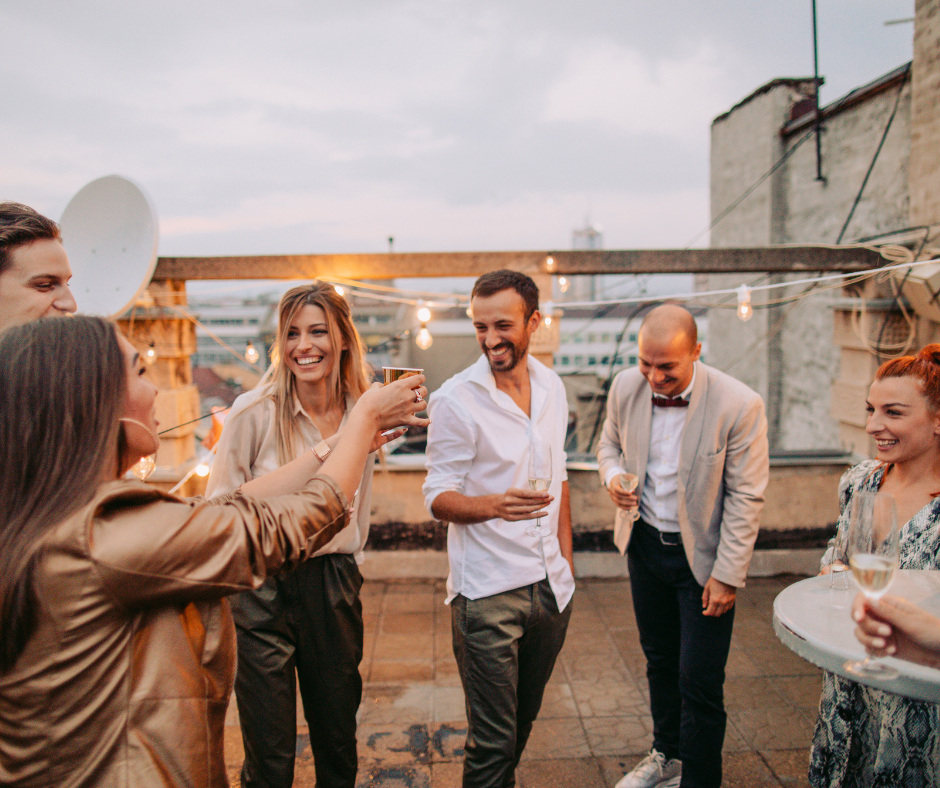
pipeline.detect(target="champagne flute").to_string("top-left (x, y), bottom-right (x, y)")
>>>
top-left (844, 490), bottom-right (900, 679)
top-left (526, 442), bottom-right (552, 538)
top-left (620, 473), bottom-right (640, 523)
top-left (828, 522), bottom-right (851, 591)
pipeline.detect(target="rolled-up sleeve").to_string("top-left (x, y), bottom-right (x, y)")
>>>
top-left (89, 476), bottom-right (349, 607)
top-left (422, 394), bottom-right (478, 515)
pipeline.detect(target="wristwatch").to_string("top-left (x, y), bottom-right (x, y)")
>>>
top-left (312, 439), bottom-right (332, 463)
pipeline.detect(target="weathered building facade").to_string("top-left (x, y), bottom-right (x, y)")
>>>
top-left (702, 0), bottom-right (940, 456)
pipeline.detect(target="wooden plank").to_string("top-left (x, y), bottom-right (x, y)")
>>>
top-left (153, 246), bottom-right (886, 281)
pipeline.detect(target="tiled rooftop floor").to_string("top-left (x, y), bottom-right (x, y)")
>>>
top-left (224, 575), bottom-right (820, 787)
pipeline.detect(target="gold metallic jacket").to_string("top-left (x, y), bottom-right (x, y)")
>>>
top-left (0, 476), bottom-right (348, 787)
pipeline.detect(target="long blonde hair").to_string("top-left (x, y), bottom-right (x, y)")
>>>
top-left (268, 282), bottom-right (370, 465)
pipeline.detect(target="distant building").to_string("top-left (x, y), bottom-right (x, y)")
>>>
top-left (190, 297), bottom-right (276, 370)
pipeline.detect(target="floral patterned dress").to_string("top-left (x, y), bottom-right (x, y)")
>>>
top-left (809, 460), bottom-right (940, 788)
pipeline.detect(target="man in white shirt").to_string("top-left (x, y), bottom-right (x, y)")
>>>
top-left (597, 304), bottom-right (768, 788)
top-left (423, 269), bottom-right (575, 788)
top-left (0, 202), bottom-right (76, 333)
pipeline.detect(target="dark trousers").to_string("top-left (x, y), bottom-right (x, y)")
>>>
top-left (451, 579), bottom-right (572, 788)
top-left (627, 521), bottom-right (734, 788)
top-left (231, 553), bottom-right (364, 788)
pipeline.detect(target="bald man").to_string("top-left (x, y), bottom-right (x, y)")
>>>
top-left (597, 304), bottom-right (768, 788)
top-left (0, 202), bottom-right (76, 333)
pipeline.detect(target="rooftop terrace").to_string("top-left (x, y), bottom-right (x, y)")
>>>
top-left (223, 575), bottom-right (819, 787)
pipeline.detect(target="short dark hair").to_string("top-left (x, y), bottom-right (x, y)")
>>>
top-left (471, 270), bottom-right (539, 321)
top-left (0, 203), bottom-right (61, 277)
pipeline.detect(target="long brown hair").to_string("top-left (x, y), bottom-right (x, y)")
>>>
top-left (0, 316), bottom-right (126, 672)
top-left (265, 282), bottom-right (370, 465)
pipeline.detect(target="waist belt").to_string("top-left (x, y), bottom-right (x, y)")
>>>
top-left (637, 518), bottom-right (683, 547)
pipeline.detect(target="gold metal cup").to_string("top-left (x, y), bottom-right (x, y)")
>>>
top-left (383, 367), bottom-right (423, 385)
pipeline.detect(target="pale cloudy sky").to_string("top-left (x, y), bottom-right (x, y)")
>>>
top-left (1, 0), bottom-right (914, 259)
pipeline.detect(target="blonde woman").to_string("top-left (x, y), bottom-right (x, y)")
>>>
top-left (207, 282), bottom-right (397, 788)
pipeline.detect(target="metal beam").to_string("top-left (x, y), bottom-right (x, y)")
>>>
top-left (153, 246), bottom-right (886, 281)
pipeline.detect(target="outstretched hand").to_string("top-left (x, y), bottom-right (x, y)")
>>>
top-left (358, 376), bottom-right (431, 432)
top-left (852, 593), bottom-right (940, 669)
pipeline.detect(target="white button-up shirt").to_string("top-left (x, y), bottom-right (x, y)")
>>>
top-left (604, 365), bottom-right (697, 533)
top-left (423, 354), bottom-right (575, 610)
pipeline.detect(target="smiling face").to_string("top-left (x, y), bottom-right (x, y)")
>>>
top-left (866, 375), bottom-right (940, 466)
top-left (0, 239), bottom-right (76, 332)
top-left (637, 327), bottom-right (701, 398)
top-left (470, 288), bottom-right (540, 375)
top-left (118, 335), bottom-right (160, 462)
top-left (283, 304), bottom-right (341, 389)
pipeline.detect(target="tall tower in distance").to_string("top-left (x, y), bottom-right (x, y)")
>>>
top-left (566, 217), bottom-right (604, 301)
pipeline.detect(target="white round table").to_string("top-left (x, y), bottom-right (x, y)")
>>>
top-left (773, 570), bottom-right (940, 702)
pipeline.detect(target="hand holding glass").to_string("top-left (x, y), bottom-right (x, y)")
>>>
top-left (844, 491), bottom-right (900, 679)
top-left (527, 443), bottom-right (552, 538)
top-left (619, 473), bottom-right (640, 523)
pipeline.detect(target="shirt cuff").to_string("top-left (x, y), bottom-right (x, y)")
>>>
top-left (605, 466), bottom-right (626, 487)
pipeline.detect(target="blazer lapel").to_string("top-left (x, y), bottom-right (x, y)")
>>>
top-left (679, 365), bottom-right (708, 490)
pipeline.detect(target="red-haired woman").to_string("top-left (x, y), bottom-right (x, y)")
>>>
top-left (810, 345), bottom-right (940, 787)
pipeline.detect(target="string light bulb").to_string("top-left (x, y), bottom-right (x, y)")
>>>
top-left (131, 453), bottom-right (156, 481)
top-left (194, 462), bottom-right (211, 478)
top-left (543, 301), bottom-right (555, 328)
top-left (416, 302), bottom-right (432, 323)
top-left (245, 340), bottom-right (260, 364)
top-left (736, 285), bottom-right (753, 322)
top-left (334, 284), bottom-right (345, 297)
top-left (546, 255), bottom-right (556, 272)
top-left (144, 342), bottom-right (158, 366)
top-left (416, 324), bottom-right (433, 350)
top-left (558, 276), bottom-right (570, 293)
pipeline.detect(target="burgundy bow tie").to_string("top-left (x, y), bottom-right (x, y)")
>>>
top-left (652, 396), bottom-right (689, 408)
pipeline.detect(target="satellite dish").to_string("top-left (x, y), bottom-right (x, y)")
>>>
top-left (60, 175), bottom-right (159, 318)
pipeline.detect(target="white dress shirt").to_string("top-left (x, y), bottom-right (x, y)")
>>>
top-left (604, 365), bottom-right (697, 533)
top-left (206, 385), bottom-right (374, 561)
top-left (423, 354), bottom-right (575, 610)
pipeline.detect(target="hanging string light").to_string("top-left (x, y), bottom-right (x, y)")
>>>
top-left (416, 325), bottom-right (433, 350)
top-left (416, 301), bottom-right (432, 323)
top-left (543, 301), bottom-right (555, 328)
top-left (245, 340), bottom-right (260, 364)
top-left (194, 462), bottom-right (211, 477)
top-left (334, 284), bottom-right (345, 297)
top-left (736, 284), bottom-right (754, 322)
top-left (558, 276), bottom-right (570, 293)
top-left (546, 255), bottom-right (556, 272)
top-left (144, 342), bottom-right (158, 366)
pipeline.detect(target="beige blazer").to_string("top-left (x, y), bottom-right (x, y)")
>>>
top-left (597, 362), bottom-right (769, 588)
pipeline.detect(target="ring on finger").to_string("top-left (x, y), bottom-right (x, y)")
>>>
top-left (415, 389), bottom-right (423, 403)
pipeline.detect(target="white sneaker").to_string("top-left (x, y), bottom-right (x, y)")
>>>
top-left (615, 748), bottom-right (682, 788)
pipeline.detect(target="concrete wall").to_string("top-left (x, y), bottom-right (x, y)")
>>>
top-left (911, 0), bottom-right (940, 228)
top-left (704, 66), bottom-right (915, 452)
top-left (368, 459), bottom-right (846, 546)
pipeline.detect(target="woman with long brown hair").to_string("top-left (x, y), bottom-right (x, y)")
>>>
top-left (0, 315), bottom-right (427, 788)
top-left (206, 282), bottom-right (385, 788)
top-left (810, 344), bottom-right (940, 787)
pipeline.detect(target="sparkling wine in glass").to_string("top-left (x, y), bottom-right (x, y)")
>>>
top-left (620, 473), bottom-right (640, 523)
top-left (526, 442), bottom-right (552, 538)
top-left (844, 490), bottom-right (900, 679)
